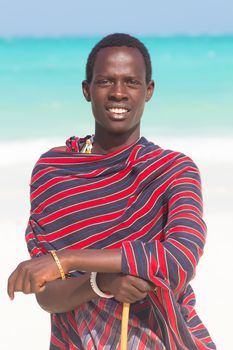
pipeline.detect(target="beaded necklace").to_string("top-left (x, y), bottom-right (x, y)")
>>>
top-left (66, 135), bottom-right (95, 153)
top-left (81, 137), bottom-right (94, 154)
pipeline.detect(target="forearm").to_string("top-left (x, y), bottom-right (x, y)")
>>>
top-left (8, 250), bottom-right (154, 306)
top-left (36, 273), bottom-right (98, 313)
top-left (8, 248), bottom-right (123, 301)
top-left (59, 249), bottom-right (122, 274)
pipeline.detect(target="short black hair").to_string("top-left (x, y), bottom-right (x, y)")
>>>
top-left (85, 33), bottom-right (152, 84)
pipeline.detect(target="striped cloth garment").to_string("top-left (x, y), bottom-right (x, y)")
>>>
top-left (25, 136), bottom-right (216, 350)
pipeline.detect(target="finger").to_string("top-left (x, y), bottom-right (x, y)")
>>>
top-left (22, 270), bottom-right (32, 294)
top-left (30, 274), bottom-right (46, 293)
top-left (13, 269), bottom-right (26, 294)
top-left (7, 268), bottom-right (19, 300)
top-left (117, 283), bottom-right (148, 303)
top-left (126, 286), bottom-right (147, 301)
top-left (129, 276), bottom-right (154, 293)
top-left (115, 291), bottom-right (147, 304)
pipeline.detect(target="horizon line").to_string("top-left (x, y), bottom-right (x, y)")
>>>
top-left (1, 33), bottom-right (233, 40)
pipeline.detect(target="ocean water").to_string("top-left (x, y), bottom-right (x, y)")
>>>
top-left (0, 36), bottom-right (233, 143)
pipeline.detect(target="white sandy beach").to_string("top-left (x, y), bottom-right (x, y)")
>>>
top-left (1, 135), bottom-right (232, 350)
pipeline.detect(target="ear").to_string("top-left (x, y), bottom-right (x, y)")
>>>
top-left (82, 80), bottom-right (91, 102)
top-left (145, 80), bottom-right (155, 102)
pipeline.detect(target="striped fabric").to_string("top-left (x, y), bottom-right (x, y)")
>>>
top-left (25, 136), bottom-right (216, 350)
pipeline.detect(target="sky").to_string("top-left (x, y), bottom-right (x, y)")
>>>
top-left (0, 0), bottom-right (233, 37)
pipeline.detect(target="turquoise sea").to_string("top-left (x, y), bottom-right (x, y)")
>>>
top-left (0, 36), bottom-right (233, 141)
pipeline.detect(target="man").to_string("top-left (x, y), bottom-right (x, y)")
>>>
top-left (8, 33), bottom-right (215, 349)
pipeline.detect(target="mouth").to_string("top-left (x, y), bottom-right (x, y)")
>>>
top-left (105, 106), bottom-right (130, 120)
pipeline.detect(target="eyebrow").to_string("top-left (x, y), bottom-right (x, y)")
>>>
top-left (94, 74), bottom-right (142, 80)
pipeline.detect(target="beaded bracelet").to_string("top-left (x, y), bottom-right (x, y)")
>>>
top-left (90, 272), bottom-right (114, 298)
top-left (50, 250), bottom-right (66, 280)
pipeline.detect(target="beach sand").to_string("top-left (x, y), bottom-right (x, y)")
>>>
top-left (1, 136), bottom-right (232, 349)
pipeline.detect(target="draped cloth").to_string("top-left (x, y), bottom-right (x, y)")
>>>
top-left (25, 137), bottom-right (216, 350)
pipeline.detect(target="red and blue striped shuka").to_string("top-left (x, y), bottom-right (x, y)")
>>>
top-left (25, 137), bottom-right (216, 350)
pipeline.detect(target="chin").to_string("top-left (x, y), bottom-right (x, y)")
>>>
top-left (107, 124), bottom-right (140, 138)
top-left (95, 117), bottom-right (140, 136)
top-left (106, 128), bottom-right (130, 136)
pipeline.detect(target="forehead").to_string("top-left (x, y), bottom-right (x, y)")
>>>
top-left (93, 46), bottom-right (146, 78)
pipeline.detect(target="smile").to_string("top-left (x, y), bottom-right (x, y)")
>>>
top-left (106, 105), bottom-right (130, 120)
top-left (108, 107), bottom-right (129, 114)
top-left (106, 107), bottom-right (130, 121)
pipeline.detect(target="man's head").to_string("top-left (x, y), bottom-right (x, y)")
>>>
top-left (82, 33), bottom-right (154, 142)
top-left (85, 33), bottom-right (152, 84)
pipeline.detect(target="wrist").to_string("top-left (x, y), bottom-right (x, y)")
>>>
top-left (96, 273), bottom-right (109, 293)
top-left (57, 249), bottom-right (73, 273)
top-left (50, 250), bottom-right (66, 280)
top-left (90, 272), bottom-right (113, 298)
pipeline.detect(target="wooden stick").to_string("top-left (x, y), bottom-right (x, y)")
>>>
top-left (120, 302), bottom-right (130, 350)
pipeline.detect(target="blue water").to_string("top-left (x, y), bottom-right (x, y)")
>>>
top-left (0, 36), bottom-right (233, 140)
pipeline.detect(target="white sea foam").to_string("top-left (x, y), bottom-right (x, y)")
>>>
top-left (151, 135), bottom-right (233, 164)
top-left (0, 135), bottom-right (232, 166)
top-left (0, 138), bottom-right (61, 166)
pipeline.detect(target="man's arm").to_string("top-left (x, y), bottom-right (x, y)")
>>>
top-left (121, 165), bottom-right (207, 294)
top-left (8, 251), bottom-right (153, 313)
top-left (35, 272), bottom-right (153, 313)
top-left (35, 273), bottom-right (96, 313)
top-left (7, 249), bottom-right (122, 300)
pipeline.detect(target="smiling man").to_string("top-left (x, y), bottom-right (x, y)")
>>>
top-left (8, 34), bottom-right (215, 349)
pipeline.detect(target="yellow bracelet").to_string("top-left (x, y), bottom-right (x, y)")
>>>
top-left (50, 250), bottom-right (66, 280)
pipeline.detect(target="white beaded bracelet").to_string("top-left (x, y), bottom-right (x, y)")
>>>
top-left (90, 272), bottom-right (114, 298)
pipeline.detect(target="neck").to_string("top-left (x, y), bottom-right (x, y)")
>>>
top-left (92, 125), bottom-right (140, 155)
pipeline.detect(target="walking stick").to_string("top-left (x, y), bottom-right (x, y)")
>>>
top-left (120, 302), bottom-right (130, 350)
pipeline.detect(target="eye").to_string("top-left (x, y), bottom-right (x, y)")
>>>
top-left (126, 79), bottom-right (141, 87)
top-left (96, 79), bottom-right (112, 86)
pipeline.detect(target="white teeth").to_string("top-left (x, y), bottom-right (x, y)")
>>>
top-left (109, 108), bottom-right (128, 114)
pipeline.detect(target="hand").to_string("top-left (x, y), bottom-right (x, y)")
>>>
top-left (97, 273), bottom-right (154, 304)
top-left (7, 253), bottom-right (66, 300)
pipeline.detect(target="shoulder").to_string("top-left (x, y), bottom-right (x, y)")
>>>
top-left (30, 145), bottom-right (67, 184)
top-left (139, 138), bottom-right (201, 183)
top-left (49, 146), bottom-right (67, 152)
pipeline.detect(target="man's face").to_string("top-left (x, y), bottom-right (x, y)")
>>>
top-left (82, 46), bottom-right (154, 137)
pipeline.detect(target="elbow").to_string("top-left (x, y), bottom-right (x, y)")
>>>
top-left (36, 295), bottom-right (66, 314)
top-left (36, 293), bottom-right (54, 313)
top-left (36, 292), bottom-right (77, 314)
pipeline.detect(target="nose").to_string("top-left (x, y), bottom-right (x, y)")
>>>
top-left (108, 81), bottom-right (128, 101)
